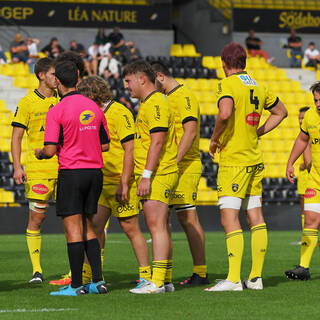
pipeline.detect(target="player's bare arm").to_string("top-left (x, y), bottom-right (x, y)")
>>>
top-left (11, 126), bottom-right (27, 184)
top-left (116, 139), bottom-right (134, 203)
top-left (209, 97), bottom-right (233, 159)
top-left (177, 120), bottom-right (197, 164)
top-left (137, 131), bottom-right (165, 197)
top-left (257, 101), bottom-right (287, 137)
top-left (101, 143), bottom-right (109, 152)
top-left (286, 131), bottom-right (309, 183)
top-left (35, 145), bottom-right (57, 160)
top-left (301, 142), bottom-right (312, 172)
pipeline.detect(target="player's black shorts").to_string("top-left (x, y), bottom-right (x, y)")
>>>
top-left (56, 169), bottom-right (103, 217)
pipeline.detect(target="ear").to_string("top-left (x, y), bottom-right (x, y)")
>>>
top-left (138, 73), bottom-right (146, 86)
top-left (157, 72), bottom-right (165, 82)
top-left (56, 77), bottom-right (61, 86)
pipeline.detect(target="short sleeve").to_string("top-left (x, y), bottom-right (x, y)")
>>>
top-left (264, 86), bottom-right (279, 110)
top-left (146, 100), bottom-right (169, 134)
top-left (114, 107), bottom-right (135, 143)
top-left (11, 97), bottom-right (30, 129)
top-left (301, 114), bottom-right (309, 136)
top-left (216, 79), bottom-right (233, 107)
top-left (44, 108), bottom-right (60, 145)
top-left (178, 90), bottom-right (199, 125)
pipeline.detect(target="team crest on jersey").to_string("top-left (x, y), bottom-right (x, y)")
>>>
top-left (232, 183), bottom-right (239, 192)
top-left (32, 184), bottom-right (49, 195)
top-left (305, 188), bottom-right (316, 198)
top-left (246, 112), bottom-right (260, 126)
top-left (238, 74), bottom-right (257, 86)
top-left (192, 192), bottom-right (197, 201)
top-left (164, 189), bottom-right (170, 198)
top-left (79, 110), bottom-right (95, 125)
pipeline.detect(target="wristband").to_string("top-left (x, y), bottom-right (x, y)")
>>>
top-left (142, 169), bottom-right (153, 179)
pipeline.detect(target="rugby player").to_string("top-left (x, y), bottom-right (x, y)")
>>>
top-left (11, 57), bottom-right (59, 284)
top-left (151, 62), bottom-right (209, 287)
top-left (77, 76), bottom-right (151, 285)
top-left (123, 60), bottom-right (178, 294)
top-left (206, 42), bottom-right (287, 291)
top-left (285, 82), bottom-right (320, 281)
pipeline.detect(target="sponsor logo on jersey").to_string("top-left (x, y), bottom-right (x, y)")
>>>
top-left (238, 74), bottom-right (257, 86)
top-left (123, 114), bottom-right (132, 129)
top-left (246, 112), bottom-right (260, 126)
top-left (217, 185), bottom-right (222, 192)
top-left (79, 110), bottom-right (95, 125)
top-left (232, 183), bottom-right (239, 192)
top-left (305, 188), bottom-right (316, 198)
top-left (14, 106), bottom-right (18, 117)
top-left (117, 204), bottom-right (135, 213)
top-left (171, 193), bottom-right (185, 199)
top-left (32, 184), bottom-right (49, 194)
top-left (185, 97), bottom-right (191, 111)
top-left (165, 189), bottom-right (170, 198)
top-left (154, 105), bottom-right (160, 121)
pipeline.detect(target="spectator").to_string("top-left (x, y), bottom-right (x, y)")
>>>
top-left (304, 42), bottom-right (320, 68)
top-left (287, 29), bottom-right (303, 68)
top-left (245, 30), bottom-right (274, 64)
top-left (98, 52), bottom-right (121, 79)
top-left (0, 44), bottom-right (8, 64)
top-left (87, 42), bottom-right (102, 76)
top-left (10, 33), bottom-right (29, 63)
top-left (26, 37), bottom-right (40, 73)
top-left (95, 28), bottom-right (108, 46)
top-left (41, 37), bottom-right (64, 58)
top-left (124, 41), bottom-right (142, 63)
top-left (69, 40), bottom-right (86, 55)
top-left (108, 26), bottom-right (126, 56)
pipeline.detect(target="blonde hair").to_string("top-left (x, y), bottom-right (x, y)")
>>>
top-left (77, 76), bottom-right (112, 107)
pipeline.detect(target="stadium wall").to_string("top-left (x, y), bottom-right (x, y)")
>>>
top-left (0, 26), bottom-right (173, 57)
top-left (0, 205), bottom-right (301, 234)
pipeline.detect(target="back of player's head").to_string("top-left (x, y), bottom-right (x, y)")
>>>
top-left (122, 59), bottom-right (155, 83)
top-left (34, 57), bottom-right (55, 80)
top-left (55, 51), bottom-right (85, 78)
top-left (151, 61), bottom-right (172, 77)
top-left (55, 61), bottom-right (78, 88)
top-left (299, 106), bottom-right (310, 113)
top-left (310, 81), bottom-right (320, 95)
top-left (77, 76), bottom-right (112, 106)
top-left (221, 42), bottom-right (247, 70)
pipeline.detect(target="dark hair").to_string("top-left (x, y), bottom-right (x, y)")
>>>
top-left (55, 61), bottom-right (78, 88)
top-left (151, 61), bottom-right (172, 77)
top-left (34, 57), bottom-right (55, 80)
top-left (77, 76), bottom-right (112, 106)
top-left (55, 51), bottom-right (85, 78)
top-left (122, 59), bottom-right (155, 83)
top-left (299, 106), bottom-right (310, 113)
top-left (309, 42), bottom-right (315, 46)
top-left (221, 42), bottom-right (246, 70)
top-left (310, 81), bottom-right (320, 95)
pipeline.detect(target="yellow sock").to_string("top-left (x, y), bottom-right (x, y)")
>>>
top-left (193, 265), bottom-right (207, 278)
top-left (82, 262), bottom-right (92, 284)
top-left (139, 265), bottom-right (152, 281)
top-left (164, 260), bottom-right (172, 283)
top-left (300, 228), bottom-right (318, 268)
top-left (101, 248), bottom-right (104, 270)
top-left (249, 223), bottom-right (267, 280)
top-left (301, 214), bottom-right (305, 231)
top-left (26, 229), bottom-right (42, 274)
top-left (152, 260), bottom-right (168, 287)
top-left (226, 229), bottom-right (243, 283)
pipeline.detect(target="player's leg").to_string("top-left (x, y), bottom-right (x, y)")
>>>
top-left (118, 215), bottom-right (151, 281)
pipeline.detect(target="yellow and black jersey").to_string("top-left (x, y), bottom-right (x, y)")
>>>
top-left (216, 71), bottom-right (278, 166)
top-left (11, 89), bottom-right (59, 179)
top-left (301, 106), bottom-right (320, 184)
top-left (134, 91), bottom-right (178, 176)
top-left (102, 100), bottom-right (135, 184)
top-left (167, 84), bottom-right (202, 174)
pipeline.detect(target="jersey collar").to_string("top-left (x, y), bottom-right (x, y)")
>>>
top-left (102, 100), bottom-right (115, 113)
top-left (34, 89), bottom-right (46, 100)
top-left (167, 84), bottom-right (183, 96)
top-left (60, 90), bottom-right (79, 101)
top-left (142, 90), bottom-right (159, 103)
top-left (230, 71), bottom-right (247, 76)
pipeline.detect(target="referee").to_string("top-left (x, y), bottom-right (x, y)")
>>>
top-left (35, 61), bottom-right (110, 296)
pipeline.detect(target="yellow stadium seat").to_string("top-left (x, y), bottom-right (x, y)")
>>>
top-left (200, 103), bottom-right (217, 115)
top-left (0, 190), bottom-right (14, 204)
top-left (294, 92), bottom-right (306, 105)
top-left (185, 78), bottom-right (199, 91)
top-left (197, 79), bottom-right (211, 92)
top-left (202, 56), bottom-right (215, 69)
top-left (291, 81), bottom-right (302, 92)
top-left (305, 92), bottom-right (314, 105)
top-left (183, 44), bottom-right (201, 58)
top-left (199, 138), bottom-right (210, 152)
top-left (170, 44), bottom-right (183, 57)
top-left (275, 69), bottom-right (288, 80)
top-left (213, 56), bottom-right (222, 69)
top-left (0, 139), bottom-right (10, 152)
top-left (0, 100), bottom-right (6, 112)
top-left (199, 92), bottom-right (215, 104)
top-left (268, 81), bottom-right (280, 94)
top-left (279, 80), bottom-right (291, 92)
top-left (216, 68), bottom-right (225, 79)
top-left (281, 93), bottom-right (295, 104)
top-left (208, 79), bottom-right (219, 90)
top-left (259, 139), bottom-right (273, 152)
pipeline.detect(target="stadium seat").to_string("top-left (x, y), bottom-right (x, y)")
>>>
top-left (199, 138), bottom-right (210, 153)
top-left (202, 56), bottom-right (215, 69)
top-left (183, 44), bottom-right (201, 58)
top-left (0, 100), bottom-right (7, 112)
top-left (197, 79), bottom-right (211, 91)
top-left (279, 80), bottom-right (291, 92)
top-left (170, 44), bottom-right (183, 57)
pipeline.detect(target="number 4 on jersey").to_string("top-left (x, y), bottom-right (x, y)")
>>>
top-left (250, 89), bottom-right (259, 110)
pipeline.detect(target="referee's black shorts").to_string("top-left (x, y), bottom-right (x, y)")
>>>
top-left (56, 169), bottom-right (103, 217)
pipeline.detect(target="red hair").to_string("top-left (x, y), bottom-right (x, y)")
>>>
top-left (221, 42), bottom-right (246, 69)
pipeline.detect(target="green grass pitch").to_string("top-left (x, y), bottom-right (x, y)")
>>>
top-left (0, 231), bottom-right (319, 320)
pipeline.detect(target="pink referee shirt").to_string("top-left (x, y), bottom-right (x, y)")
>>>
top-left (44, 92), bottom-right (110, 170)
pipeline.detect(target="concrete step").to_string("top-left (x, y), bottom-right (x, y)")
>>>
top-left (283, 68), bottom-right (316, 92)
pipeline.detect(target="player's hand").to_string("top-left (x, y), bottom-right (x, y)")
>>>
top-left (209, 140), bottom-right (220, 159)
top-left (137, 178), bottom-right (150, 197)
top-left (116, 182), bottom-right (129, 203)
top-left (299, 163), bottom-right (306, 171)
top-left (34, 148), bottom-right (42, 160)
top-left (286, 164), bottom-right (295, 184)
top-left (13, 167), bottom-right (27, 185)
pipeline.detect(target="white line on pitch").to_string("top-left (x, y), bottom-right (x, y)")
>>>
top-left (0, 308), bottom-right (78, 313)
